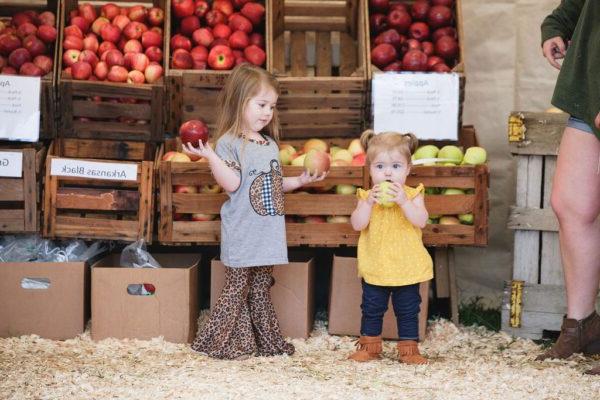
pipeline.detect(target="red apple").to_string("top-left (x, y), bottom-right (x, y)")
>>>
top-left (249, 32), bottom-right (264, 48)
top-left (435, 35), bottom-right (458, 60)
top-left (191, 45), bottom-right (208, 61)
top-left (62, 49), bottom-right (80, 67)
top-left (123, 21), bottom-right (147, 40)
top-left (369, 0), bottom-right (390, 13)
top-left (426, 55), bottom-right (445, 70)
top-left (19, 62), bottom-right (44, 76)
top-left (141, 31), bottom-right (162, 49)
top-left (228, 13), bottom-right (252, 33)
top-left (71, 61), bottom-right (92, 80)
top-left (171, 48), bottom-right (193, 69)
top-left (213, 23), bottom-right (232, 40)
top-left (123, 51), bottom-right (135, 68)
top-left (124, 39), bottom-right (142, 53)
top-left (22, 36), bottom-right (46, 58)
top-left (243, 45), bottom-right (264, 66)
top-left (148, 7), bottom-right (164, 26)
top-left (91, 17), bottom-right (110, 36)
top-left (387, 9), bottom-right (411, 33)
top-left (390, 3), bottom-right (409, 13)
top-left (213, 0), bottom-right (234, 17)
top-left (94, 60), bottom-right (108, 79)
top-left (370, 43), bottom-right (396, 68)
top-left (130, 52), bottom-right (149, 71)
top-left (78, 49), bottom-right (99, 67)
top-left (383, 60), bottom-right (402, 71)
top-left (210, 37), bottom-right (229, 48)
top-left (433, 0), bottom-right (454, 6)
top-left (207, 44), bottom-right (234, 69)
top-left (0, 34), bottom-right (21, 56)
top-left (428, 5), bottom-right (453, 29)
top-left (98, 41), bottom-right (117, 57)
top-left (151, 26), bottom-right (163, 36)
top-left (205, 10), bottom-right (226, 27)
top-left (173, 0), bottom-right (195, 18)
top-left (127, 69), bottom-right (145, 84)
top-left (432, 26), bottom-right (457, 42)
top-left (304, 150), bottom-right (331, 175)
top-left (16, 23), bottom-right (37, 40)
top-left (145, 46), bottom-right (163, 62)
top-left (0, 55), bottom-right (4, 69)
top-left (171, 34), bottom-right (192, 51)
top-left (105, 49), bottom-right (125, 67)
top-left (411, 0), bottom-right (430, 21)
top-left (37, 25), bottom-right (57, 44)
top-left (1, 66), bottom-right (17, 75)
top-left (374, 29), bottom-right (405, 51)
top-left (101, 3), bottom-right (121, 21)
top-left (431, 62), bottom-right (451, 72)
top-left (233, 0), bottom-right (252, 8)
top-left (180, 119), bottom-right (209, 146)
top-left (101, 24), bottom-right (121, 43)
top-left (369, 13), bottom-right (387, 35)
top-left (38, 11), bottom-right (56, 27)
top-left (409, 22), bottom-right (430, 41)
top-left (128, 6), bottom-right (148, 23)
top-left (8, 48), bottom-right (31, 69)
top-left (11, 12), bottom-right (34, 27)
top-left (192, 28), bottom-right (213, 47)
top-left (64, 24), bottom-right (84, 39)
top-left (70, 16), bottom-right (89, 33)
top-left (180, 15), bottom-right (200, 37)
top-left (404, 38), bottom-right (421, 52)
top-left (107, 65), bottom-right (128, 82)
top-left (112, 15), bottom-right (131, 31)
top-left (79, 3), bottom-right (98, 24)
top-left (402, 49), bottom-right (427, 71)
top-left (241, 2), bottom-right (265, 26)
top-left (228, 30), bottom-right (249, 50)
top-left (144, 62), bottom-right (163, 83)
top-left (195, 1), bottom-right (210, 18)
top-left (422, 41), bottom-right (434, 56)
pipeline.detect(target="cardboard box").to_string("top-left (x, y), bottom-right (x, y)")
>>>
top-left (91, 253), bottom-right (199, 343)
top-left (211, 257), bottom-right (315, 339)
top-left (0, 261), bottom-right (89, 340)
top-left (328, 256), bottom-right (430, 340)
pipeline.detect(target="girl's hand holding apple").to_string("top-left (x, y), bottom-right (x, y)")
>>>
top-left (182, 140), bottom-right (215, 160)
top-left (298, 170), bottom-right (328, 185)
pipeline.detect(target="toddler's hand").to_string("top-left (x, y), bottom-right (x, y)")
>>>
top-left (542, 36), bottom-right (566, 70)
top-left (298, 170), bottom-right (328, 185)
top-left (388, 182), bottom-right (408, 206)
top-left (367, 184), bottom-right (380, 206)
top-left (182, 140), bottom-right (214, 160)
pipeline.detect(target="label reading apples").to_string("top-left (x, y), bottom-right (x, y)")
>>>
top-left (0, 151), bottom-right (23, 178)
top-left (0, 76), bottom-right (41, 142)
top-left (372, 72), bottom-right (459, 141)
top-left (50, 158), bottom-right (138, 181)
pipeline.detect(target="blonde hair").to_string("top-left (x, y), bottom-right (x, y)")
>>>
top-left (360, 129), bottom-right (418, 165)
top-left (214, 64), bottom-right (281, 142)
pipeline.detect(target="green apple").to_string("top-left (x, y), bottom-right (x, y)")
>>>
top-left (335, 184), bottom-right (356, 195)
top-left (332, 149), bottom-right (353, 163)
top-left (462, 147), bottom-right (487, 165)
top-left (378, 181), bottom-right (396, 208)
top-left (438, 145), bottom-right (463, 164)
top-left (279, 147), bottom-right (296, 165)
top-left (291, 153), bottom-right (306, 166)
top-left (442, 188), bottom-right (465, 195)
top-left (458, 213), bottom-right (474, 225)
top-left (425, 187), bottom-right (440, 195)
top-left (413, 145), bottom-right (439, 160)
top-left (429, 214), bottom-right (441, 219)
top-left (330, 146), bottom-right (342, 157)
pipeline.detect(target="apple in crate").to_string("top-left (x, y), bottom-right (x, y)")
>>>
top-left (351, 153), bottom-right (366, 166)
top-left (291, 154), bottom-right (306, 167)
top-left (332, 149), bottom-right (352, 164)
top-left (200, 184), bottom-right (221, 194)
top-left (303, 138), bottom-right (328, 154)
top-left (335, 184), bottom-right (356, 195)
top-left (162, 151), bottom-right (191, 162)
top-left (303, 216), bottom-right (327, 224)
top-left (461, 147), bottom-right (487, 165)
top-left (347, 139), bottom-right (365, 157)
top-left (279, 144), bottom-right (296, 165)
top-left (442, 188), bottom-right (465, 195)
top-left (458, 213), bottom-right (474, 225)
top-left (191, 213), bottom-right (216, 221)
top-left (179, 119), bottom-right (209, 147)
top-left (438, 145), bottom-right (463, 164)
top-left (439, 216), bottom-right (460, 225)
top-left (174, 184), bottom-right (198, 194)
top-left (304, 150), bottom-right (330, 175)
top-left (326, 215), bottom-right (350, 223)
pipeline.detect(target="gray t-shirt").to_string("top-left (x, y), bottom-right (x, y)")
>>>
top-left (215, 133), bottom-right (288, 268)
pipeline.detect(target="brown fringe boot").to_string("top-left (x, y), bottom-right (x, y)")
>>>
top-left (536, 311), bottom-right (600, 361)
top-left (348, 335), bottom-right (382, 362)
top-left (396, 340), bottom-right (428, 365)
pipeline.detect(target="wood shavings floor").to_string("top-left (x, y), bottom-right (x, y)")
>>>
top-left (1, 318), bottom-right (598, 400)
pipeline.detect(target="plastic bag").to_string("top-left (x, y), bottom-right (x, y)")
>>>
top-left (0, 236), bottom-right (109, 262)
top-left (21, 278), bottom-right (50, 289)
top-left (120, 239), bottom-right (161, 268)
top-left (0, 236), bottom-right (44, 262)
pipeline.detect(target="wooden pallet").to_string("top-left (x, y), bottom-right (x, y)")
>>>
top-left (43, 138), bottom-right (156, 242)
top-left (503, 111), bottom-right (570, 339)
top-left (165, 0), bottom-right (268, 134)
top-left (267, 0), bottom-right (368, 139)
top-left (57, 0), bottom-right (167, 142)
top-left (0, 142), bottom-right (46, 233)
top-left (0, 0), bottom-right (60, 139)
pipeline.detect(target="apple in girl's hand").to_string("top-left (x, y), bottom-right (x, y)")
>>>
top-left (304, 149), bottom-right (330, 175)
top-left (378, 181), bottom-right (396, 208)
top-left (180, 119), bottom-right (209, 147)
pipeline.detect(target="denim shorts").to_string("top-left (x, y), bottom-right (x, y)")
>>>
top-left (567, 116), bottom-right (594, 134)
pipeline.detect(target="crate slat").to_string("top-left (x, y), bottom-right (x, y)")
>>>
top-left (0, 210), bottom-right (25, 232)
top-left (55, 188), bottom-right (140, 211)
top-left (54, 216), bottom-right (140, 241)
top-left (0, 179), bottom-right (24, 201)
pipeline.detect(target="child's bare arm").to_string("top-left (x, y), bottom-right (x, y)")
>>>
top-left (351, 187), bottom-right (379, 231)
top-left (399, 194), bottom-right (429, 229)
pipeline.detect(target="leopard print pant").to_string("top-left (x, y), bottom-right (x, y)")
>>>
top-left (191, 265), bottom-right (295, 359)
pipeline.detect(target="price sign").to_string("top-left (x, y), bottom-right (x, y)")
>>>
top-left (0, 75), bottom-right (41, 142)
top-left (50, 158), bottom-right (138, 181)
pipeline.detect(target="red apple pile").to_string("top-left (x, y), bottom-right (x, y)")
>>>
top-left (61, 2), bottom-right (165, 84)
top-left (368, 0), bottom-right (459, 72)
top-left (170, 0), bottom-right (266, 70)
top-left (0, 10), bottom-right (57, 76)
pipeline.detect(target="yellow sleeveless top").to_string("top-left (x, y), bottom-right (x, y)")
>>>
top-left (356, 184), bottom-right (433, 286)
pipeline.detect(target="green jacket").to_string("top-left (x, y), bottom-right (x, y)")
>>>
top-left (541, 0), bottom-right (600, 138)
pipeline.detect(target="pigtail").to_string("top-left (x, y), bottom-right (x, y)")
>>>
top-left (360, 129), bottom-right (376, 152)
top-left (402, 133), bottom-right (418, 154)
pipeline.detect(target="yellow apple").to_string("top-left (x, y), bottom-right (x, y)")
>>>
top-left (331, 159), bottom-right (351, 167)
top-left (303, 138), bottom-right (328, 154)
top-left (439, 216), bottom-right (461, 225)
top-left (330, 146), bottom-right (343, 157)
top-left (347, 138), bottom-right (365, 157)
top-left (291, 153), bottom-right (307, 166)
top-left (335, 184), bottom-right (356, 195)
top-left (332, 149), bottom-right (353, 163)
top-left (199, 184), bottom-right (221, 194)
top-left (326, 215), bottom-right (350, 223)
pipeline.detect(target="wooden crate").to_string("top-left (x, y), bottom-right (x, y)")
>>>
top-left (0, 0), bottom-right (60, 139)
top-left (0, 142), bottom-right (47, 233)
top-left (267, 0), bottom-right (368, 139)
top-left (165, 0), bottom-right (268, 134)
top-left (57, 0), bottom-right (167, 142)
top-left (502, 111), bottom-right (567, 339)
top-left (158, 125), bottom-right (488, 246)
top-left (43, 138), bottom-right (156, 242)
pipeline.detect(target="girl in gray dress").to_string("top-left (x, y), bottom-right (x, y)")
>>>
top-left (183, 64), bottom-right (326, 359)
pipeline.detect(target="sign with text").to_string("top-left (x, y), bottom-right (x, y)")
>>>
top-left (0, 75), bottom-right (41, 142)
top-left (372, 72), bottom-right (459, 141)
top-left (50, 158), bottom-right (138, 182)
top-left (0, 151), bottom-right (23, 178)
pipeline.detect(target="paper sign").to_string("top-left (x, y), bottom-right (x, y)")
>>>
top-left (0, 75), bottom-right (41, 142)
top-left (0, 151), bottom-right (23, 178)
top-left (372, 72), bottom-right (459, 140)
top-left (50, 158), bottom-right (138, 181)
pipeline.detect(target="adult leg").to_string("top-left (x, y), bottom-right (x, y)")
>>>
top-left (392, 283), bottom-right (427, 364)
top-left (191, 266), bottom-right (257, 359)
top-left (537, 127), bottom-right (600, 361)
top-left (247, 266), bottom-right (294, 356)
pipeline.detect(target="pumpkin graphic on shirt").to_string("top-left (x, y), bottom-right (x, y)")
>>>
top-left (249, 159), bottom-right (284, 216)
